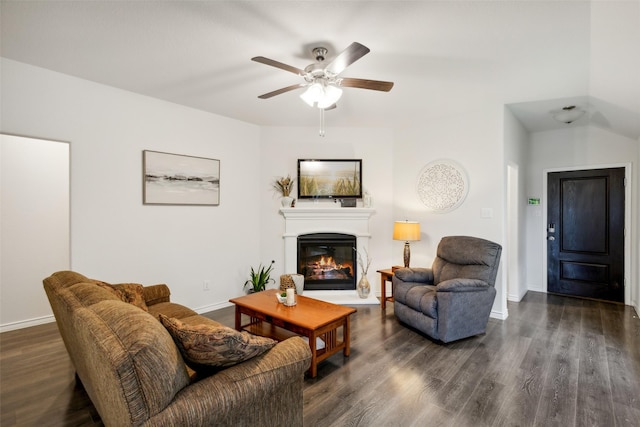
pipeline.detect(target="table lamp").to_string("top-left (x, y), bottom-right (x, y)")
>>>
top-left (393, 220), bottom-right (421, 268)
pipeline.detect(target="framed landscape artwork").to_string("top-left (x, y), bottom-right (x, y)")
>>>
top-left (297, 159), bottom-right (362, 199)
top-left (143, 150), bottom-right (220, 205)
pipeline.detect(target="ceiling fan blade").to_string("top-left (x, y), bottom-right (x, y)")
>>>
top-left (325, 42), bottom-right (370, 75)
top-left (257, 84), bottom-right (306, 99)
top-left (251, 56), bottom-right (305, 76)
top-left (339, 78), bottom-right (394, 92)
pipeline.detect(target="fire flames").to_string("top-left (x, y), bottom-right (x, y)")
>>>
top-left (305, 256), bottom-right (353, 279)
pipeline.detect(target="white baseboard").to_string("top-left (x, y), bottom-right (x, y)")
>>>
top-left (490, 309), bottom-right (508, 320)
top-left (1, 314), bottom-right (55, 333)
top-left (508, 289), bottom-right (529, 302)
top-left (195, 301), bottom-right (233, 315)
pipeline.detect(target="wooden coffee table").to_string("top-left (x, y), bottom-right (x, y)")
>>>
top-left (229, 289), bottom-right (356, 378)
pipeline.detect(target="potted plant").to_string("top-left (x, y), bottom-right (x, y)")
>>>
top-left (273, 175), bottom-right (295, 207)
top-left (244, 260), bottom-right (275, 293)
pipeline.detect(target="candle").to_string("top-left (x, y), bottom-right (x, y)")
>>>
top-left (286, 288), bottom-right (295, 305)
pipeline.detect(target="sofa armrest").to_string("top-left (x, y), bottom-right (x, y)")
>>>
top-left (143, 284), bottom-right (171, 306)
top-left (146, 336), bottom-right (312, 425)
top-left (393, 267), bottom-right (434, 284)
top-left (436, 278), bottom-right (489, 292)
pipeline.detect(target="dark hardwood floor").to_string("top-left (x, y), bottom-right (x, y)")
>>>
top-left (2, 292), bottom-right (639, 426)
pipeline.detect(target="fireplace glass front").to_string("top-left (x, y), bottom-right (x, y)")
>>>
top-left (297, 233), bottom-right (357, 291)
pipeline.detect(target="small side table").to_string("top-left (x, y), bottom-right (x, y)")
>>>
top-left (377, 267), bottom-right (402, 309)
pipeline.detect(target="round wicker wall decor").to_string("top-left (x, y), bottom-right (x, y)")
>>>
top-left (416, 159), bottom-right (469, 213)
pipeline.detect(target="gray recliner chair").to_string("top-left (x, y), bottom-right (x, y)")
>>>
top-left (392, 236), bottom-right (502, 343)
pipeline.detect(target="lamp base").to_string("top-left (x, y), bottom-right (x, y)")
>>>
top-left (403, 242), bottom-right (411, 268)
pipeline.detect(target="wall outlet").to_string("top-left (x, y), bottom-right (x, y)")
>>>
top-left (203, 280), bottom-right (210, 291)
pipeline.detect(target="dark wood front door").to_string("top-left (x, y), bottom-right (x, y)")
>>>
top-left (547, 168), bottom-right (625, 302)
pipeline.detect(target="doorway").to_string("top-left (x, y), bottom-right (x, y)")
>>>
top-left (546, 167), bottom-right (625, 303)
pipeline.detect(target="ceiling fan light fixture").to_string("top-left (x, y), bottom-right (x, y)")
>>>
top-left (299, 82), bottom-right (323, 107)
top-left (299, 81), bottom-right (343, 109)
top-left (317, 84), bottom-right (342, 109)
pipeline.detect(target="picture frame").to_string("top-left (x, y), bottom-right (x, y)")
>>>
top-left (143, 150), bottom-right (220, 205)
top-left (297, 159), bottom-right (362, 199)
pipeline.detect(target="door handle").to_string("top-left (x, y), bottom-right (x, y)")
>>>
top-left (547, 236), bottom-right (555, 241)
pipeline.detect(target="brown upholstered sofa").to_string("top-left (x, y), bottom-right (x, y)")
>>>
top-left (43, 271), bottom-right (311, 427)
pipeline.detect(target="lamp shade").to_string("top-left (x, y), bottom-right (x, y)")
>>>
top-left (393, 221), bottom-right (421, 241)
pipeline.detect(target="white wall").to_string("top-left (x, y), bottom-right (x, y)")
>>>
top-left (393, 107), bottom-right (508, 319)
top-left (259, 126), bottom-right (395, 295)
top-left (0, 58), bottom-right (262, 330)
top-left (1, 135), bottom-right (70, 329)
top-left (503, 107), bottom-right (529, 302)
top-left (589, 1), bottom-right (640, 115)
top-left (525, 125), bottom-right (639, 312)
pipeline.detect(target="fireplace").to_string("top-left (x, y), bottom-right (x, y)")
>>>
top-left (298, 233), bottom-right (357, 291)
top-left (280, 206), bottom-right (376, 304)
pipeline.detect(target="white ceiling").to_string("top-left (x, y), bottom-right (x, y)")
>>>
top-left (1, 1), bottom-right (639, 138)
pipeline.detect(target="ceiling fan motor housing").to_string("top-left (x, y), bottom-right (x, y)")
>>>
top-left (312, 47), bottom-right (328, 62)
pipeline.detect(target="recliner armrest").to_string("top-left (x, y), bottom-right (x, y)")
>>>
top-left (143, 284), bottom-right (171, 305)
top-left (394, 267), bottom-right (434, 284)
top-left (436, 278), bottom-right (489, 292)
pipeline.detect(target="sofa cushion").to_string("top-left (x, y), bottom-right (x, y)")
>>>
top-left (68, 282), bottom-right (123, 306)
top-left (159, 315), bottom-right (277, 373)
top-left (432, 236), bottom-right (502, 286)
top-left (85, 300), bottom-right (191, 425)
top-left (148, 301), bottom-right (198, 320)
top-left (405, 286), bottom-right (438, 318)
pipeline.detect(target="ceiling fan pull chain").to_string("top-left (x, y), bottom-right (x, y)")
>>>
top-left (319, 108), bottom-right (325, 137)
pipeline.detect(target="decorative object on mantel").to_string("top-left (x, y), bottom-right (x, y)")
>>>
top-left (339, 198), bottom-right (356, 208)
top-left (393, 220), bottom-right (421, 268)
top-left (273, 175), bottom-right (295, 207)
top-left (354, 247), bottom-right (372, 299)
top-left (416, 159), bottom-right (469, 213)
top-left (244, 260), bottom-right (275, 293)
top-left (363, 191), bottom-right (372, 208)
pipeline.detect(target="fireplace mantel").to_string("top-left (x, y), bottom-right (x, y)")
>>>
top-left (280, 207), bottom-right (376, 304)
top-left (280, 207), bottom-right (375, 237)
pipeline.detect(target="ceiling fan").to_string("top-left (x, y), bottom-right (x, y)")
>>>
top-left (252, 42), bottom-right (394, 110)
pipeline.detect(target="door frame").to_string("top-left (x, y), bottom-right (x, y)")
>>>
top-left (542, 163), bottom-right (632, 304)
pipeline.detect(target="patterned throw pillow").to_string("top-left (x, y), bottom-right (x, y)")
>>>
top-left (158, 314), bottom-right (277, 372)
top-left (112, 283), bottom-right (149, 312)
top-left (95, 281), bottom-right (125, 299)
top-left (94, 281), bottom-right (149, 312)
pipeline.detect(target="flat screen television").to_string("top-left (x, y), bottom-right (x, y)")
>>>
top-left (297, 159), bottom-right (362, 199)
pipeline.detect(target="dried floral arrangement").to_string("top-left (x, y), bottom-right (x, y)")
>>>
top-left (273, 175), bottom-right (295, 197)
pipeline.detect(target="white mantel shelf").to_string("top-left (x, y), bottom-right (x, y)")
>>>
top-left (280, 207), bottom-right (375, 219)
top-left (280, 207), bottom-right (375, 237)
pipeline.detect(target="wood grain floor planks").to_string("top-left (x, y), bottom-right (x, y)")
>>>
top-left (1, 292), bottom-right (638, 426)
